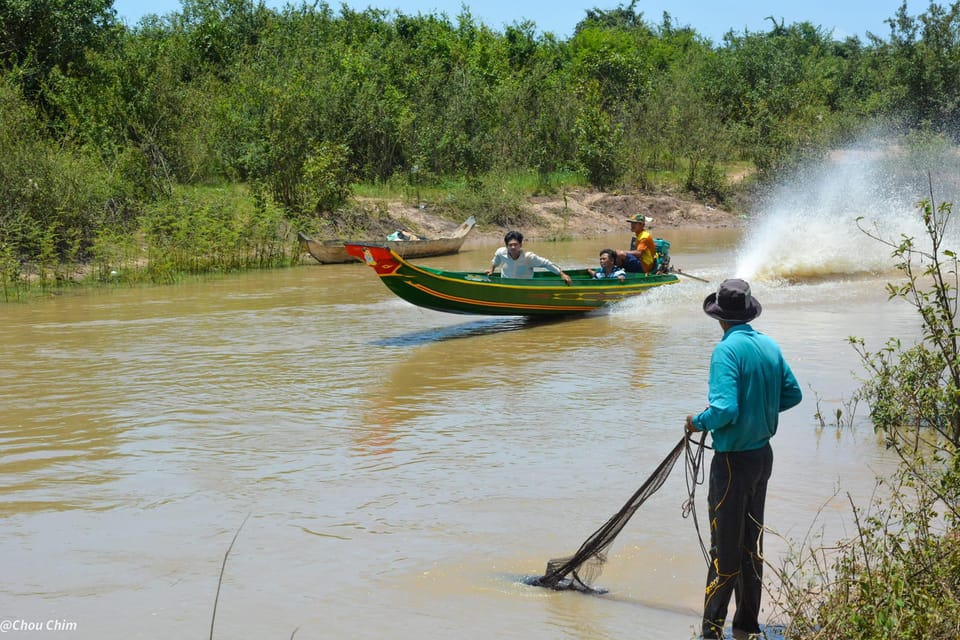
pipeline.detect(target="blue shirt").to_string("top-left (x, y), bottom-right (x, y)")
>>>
top-left (692, 323), bottom-right (802, 452)
top-left (593, 266), bottom-right (626, 279)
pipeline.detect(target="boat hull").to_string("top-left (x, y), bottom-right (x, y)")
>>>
top-left (298, 216), bottom-right (475, 264)
top-left (344, 243), bottom-right (679, 316)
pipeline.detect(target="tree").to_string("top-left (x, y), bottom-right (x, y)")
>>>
top-left (0, 0), bottom-right (118, 99)
top-left (869, 1), bottom-right (960, 135)
top-left (574, 81), bottom-right (622, 189)
top-left (575, 1), bottom-right (651, 34)
top-left (708, 21), bottom-right (841, 175)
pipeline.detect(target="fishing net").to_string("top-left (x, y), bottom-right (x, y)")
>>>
top-left (532, 434), bottom-right (700, 592)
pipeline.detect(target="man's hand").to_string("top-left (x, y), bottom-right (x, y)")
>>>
top-left (560, 272), bottom-right (572, 286)
top-left (685, 414), bottom-right (698, 433)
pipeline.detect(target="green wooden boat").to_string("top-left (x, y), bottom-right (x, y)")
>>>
top-left (343, 243), bottom-right (679, 316)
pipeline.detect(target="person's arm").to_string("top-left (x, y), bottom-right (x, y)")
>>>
top-left (526, 252), bottom-right (572, 286)
top-left (485, 249), bottom-right (503, 275)
top-left (691, 347), bottom-right (740, 433)
top-left (587, 268), bottom-right (597, 278)
top-left (779, 360), bottom-right (803, 411)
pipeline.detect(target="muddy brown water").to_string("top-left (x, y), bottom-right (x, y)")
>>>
top-left (0, 228), bottom-right (914, 639)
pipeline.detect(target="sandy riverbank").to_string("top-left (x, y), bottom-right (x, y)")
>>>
top-left (363, 189), bottom-right (743, 245)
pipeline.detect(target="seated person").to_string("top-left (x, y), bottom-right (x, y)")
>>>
top-left (485, 230), bottom-right (572, 285)
top-left (618, 213), bottom-right (657, 274)
top-left (587, 248), bottom-right (626, 282)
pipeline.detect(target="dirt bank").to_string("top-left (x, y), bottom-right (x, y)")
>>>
top-left (370, 189), bottom-right (743, 244)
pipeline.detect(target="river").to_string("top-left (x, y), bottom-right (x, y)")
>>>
top-left (0, 208), bottom-right (924, 639)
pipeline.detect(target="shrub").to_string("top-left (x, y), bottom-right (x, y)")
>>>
top-left (440, 174), bottom-right (537, 228)
top-left (771, 193), bottom-right (960, 639)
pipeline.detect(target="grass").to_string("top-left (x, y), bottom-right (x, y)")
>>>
top-left (1, 181), bottom-right (299, 301)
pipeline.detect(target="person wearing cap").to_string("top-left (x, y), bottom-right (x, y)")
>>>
top-left (485, 230), bottom-right (572, 285)
top-left (684, 279), bottom-right (802, 640)
top-left (617, 213), bottom-right (657, 274)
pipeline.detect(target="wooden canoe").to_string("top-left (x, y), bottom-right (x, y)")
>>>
top-left (343, 243), bottom-right (679, 316)
top-left (298, 216), bottom-right (476, 264)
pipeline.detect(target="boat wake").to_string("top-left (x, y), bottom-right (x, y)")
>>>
top-left (371, 315), bottom-right (576, 346)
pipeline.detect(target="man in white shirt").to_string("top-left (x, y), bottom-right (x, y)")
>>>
top-left (485, 230), bottom-right (572, 285)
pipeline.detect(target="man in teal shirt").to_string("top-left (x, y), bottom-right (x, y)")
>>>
top-left (685, 279), bottom-right (802, 640)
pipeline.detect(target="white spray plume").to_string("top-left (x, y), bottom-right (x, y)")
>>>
top-left (736, 143), bottom-right (959, 282)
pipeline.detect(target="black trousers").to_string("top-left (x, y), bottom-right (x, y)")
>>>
top-left (621, 253), bottom-right (644, 272)
top-left (701, 443), bottom-right (773, 639)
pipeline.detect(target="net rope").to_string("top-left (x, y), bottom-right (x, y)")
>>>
top-left (534, 433), bottom-right (707, 591)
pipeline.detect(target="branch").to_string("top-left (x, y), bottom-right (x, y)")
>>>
top-left (210, 513), bottom-right (251, 640)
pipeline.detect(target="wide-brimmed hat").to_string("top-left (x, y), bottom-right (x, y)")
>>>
top-left (702, 278), bottom-right (762, 322)
top-left (625, 213), bottom-right (653, 224)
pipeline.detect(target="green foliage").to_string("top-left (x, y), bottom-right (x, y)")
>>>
top-left (176, 0), bottom-right (272, 75)
top-left (774, 476), bottom-right (960, 639)
top-left (570, 25), bottom-right (651, 107)
top-left (0, 238), bottom-right (25, 302)
top-left (855, 196), bottom-right (960, 446)
top-left (577, 1), bottom-right (651, 33)
top-left (140, 184), bottom-right (294, 278)
top-left (574, 82), bottom-right (623, 189)
top-left (0, 73), bottom-right (117, 263)
top-left (615, 26), bottom-right (736, 198)
top-left (404, 172), bottom-right (536, 228)
top-left (685, 162), bottom-right (729, 205)
top-left (708, 21), bottom-right (843, 176)
top-left (353, 168), bottom-right (587, 209)
top-left (8, 0), bottom-right (960, 294)
top-left (301, 142), bottom-right (354, 214)
top-left (89, 224), bottom-right (139, 283)
top-left (0, 0), bottom-right (118, 100)
top-left (867, 2), bottom-right (960, 135)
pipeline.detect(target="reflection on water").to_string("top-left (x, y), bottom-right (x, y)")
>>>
top-left (356, 310), bottom-right (645, 464)
top-left (0, 229), bottom-right (918, 639)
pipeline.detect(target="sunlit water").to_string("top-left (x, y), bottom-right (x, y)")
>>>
top-left (2, 154), bottom-right (954, 639)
